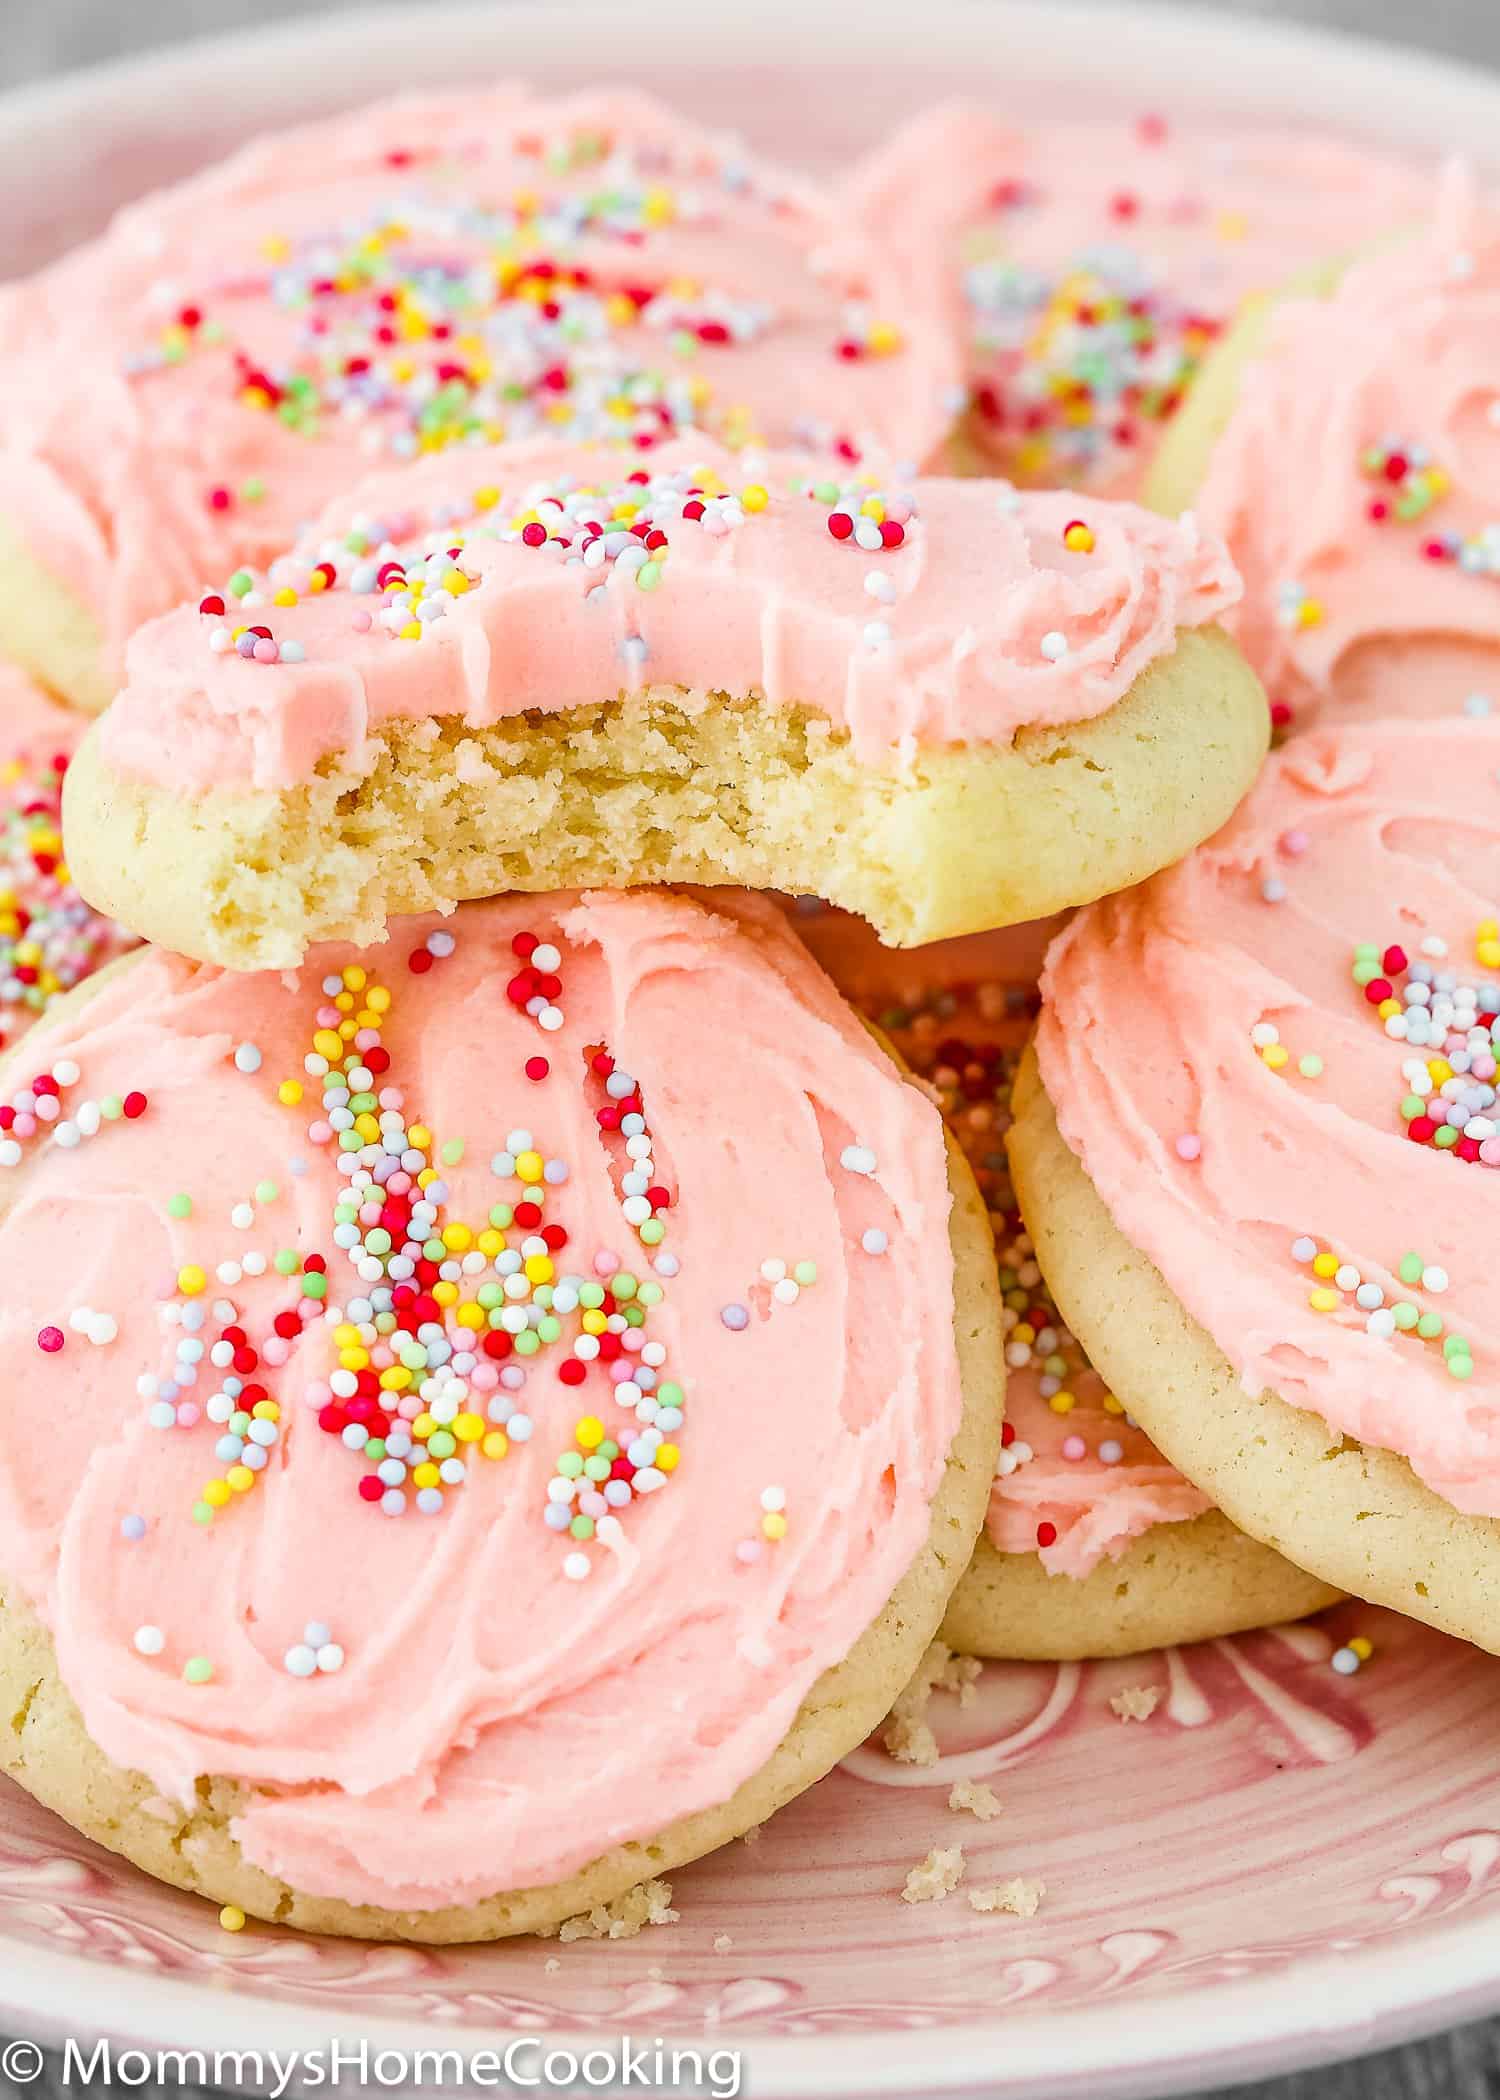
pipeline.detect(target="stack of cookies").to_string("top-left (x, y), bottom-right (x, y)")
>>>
top-left (0, 82), bottom-right (1481, 1941)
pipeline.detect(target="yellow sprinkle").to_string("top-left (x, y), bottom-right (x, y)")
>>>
top-left (1312, 1252), bottom-right (1340, 1278)
top-left (740, 484), bottom-right (769, 512)
top-left (581, 1310), bottom-right (607, 1337)
top-left (408, 1125), bottom-right (432, 1151)
top-left (455, 1303), bottom-right (485, 1331)
top-left (272, 587), bottom-right (298, 608)
top-left (432, 1280), bottom-right (459, 1308)
top-left (524, 1254), bottom-right (554, 1285)
top-left (277, 1080), bottom-right (303, 1107)
top-left (313, 1029), bottom-right (344, 1063)
top-left (227, 1465), bottom-right (255, 1494)
top-left (1262, 1044), bottom-right (1289, 1069)
top-left (482, 1431), bottom-right (509, 1461)
top-left (1309, 1287), bottom-right (1341, 1313)
top-left (412, 1463), bottom-right (441, 1490)
top-left (219, 1906), bottom-right (247, 1934)
top-left (761, 1511), bottom-right (786, 1540)
top-left (1349, 1636), bottom-right (1374, 1661)
top-left (657, 1443), bottom-right (680, 1473)
top-left (203, 1480), bottom-right (232, 1508)
top-left (442, 1223), bottom-right (473, 1252)
top-left (575, 1416), bottom-right (605, 1451)
top-left (1048, 1390), bottom-right (1076, 1415)
top-left (177, 1265), bottom-right (207, 1297)
top-left (454, 1412), bottom-right (486, 1443)
top-left (515, 1149), bottom-right (545, 1183)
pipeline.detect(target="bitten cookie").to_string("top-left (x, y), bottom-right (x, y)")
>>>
top-left (846, 102), bottom-right (1430, 496)
top-left (0, 662), bottom-right (134, 1061)
top-left (1145, 178), bottom-right (1499, 733)
top-left (0, 85), bottom-right (959, 712)
top-left (1014, 715), bottom-right (1500, 1653)
top-left (64, 438), bottom-right (1263, 969)
top-left (0, 888), bottom-right (1002, 1940)
top-left (788, 904), bottom-right (1338, 1660)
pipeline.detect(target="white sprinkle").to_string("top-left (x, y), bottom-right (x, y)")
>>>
top-left (133, 1625), bottom-right (165, 1657)
top-left (1039, 630), bottom-right (1068, 662)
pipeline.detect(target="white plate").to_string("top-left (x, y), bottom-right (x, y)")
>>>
top-left (4, 7), bottom-right (1500, 2096)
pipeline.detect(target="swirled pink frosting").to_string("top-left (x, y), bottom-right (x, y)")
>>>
top-left (0, 85), bottom-right (960, 688)
top-left (1197, 174), bottom-right (1500, 730)
top-left (0, 888), bottom-right (963, 1908)
top-left (1038, 718), bottom-right (1500, 1517)
top-left (786, 902), bottom-right (1208, 1577)
top-left (847, 102), bottom-right (1431, 496)
top-left (98, 435), bottom-right (1237, 789)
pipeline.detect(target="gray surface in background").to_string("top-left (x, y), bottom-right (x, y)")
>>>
top-left (1, 2), bottom-right (1498, 2097)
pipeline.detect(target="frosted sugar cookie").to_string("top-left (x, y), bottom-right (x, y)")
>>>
top-left (1145, 178), bottom-right (1500, 734)
top-left (0, 86), bottom-right (959, 711)
top-left (848, 102), bottom-right (1428, 496)
top-left (790, 904), bottom-right (1338, 1659)
top-left (64, 438), bottom-right (1261, 969)
top-left (0, 888), bottom-right (1002, 1938)
top-left (1014, 716), bottom-right (1500, 1652)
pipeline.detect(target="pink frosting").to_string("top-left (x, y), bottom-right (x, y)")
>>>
top-left (783, 902), bottom-right (1207, 1578)
top-left (0, 663), bottom-right (80, 764)
top-left (0, 85), bottom-right (960, 685)
top-left (848, 103), bottom-right (1432, 495)
top-left (1038, 718), bottom-right (1500, 1518)
top-left (98, 436), bottom-right (1236, 789)
top-left (0, 888), bottom-right (963, 1908)
top-left (1197, 174), bottom-right (1500, 731)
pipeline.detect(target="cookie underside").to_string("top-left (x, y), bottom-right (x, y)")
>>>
top-left (941, 1514), bottom-right (1340, 1663)
top-left (0, 968), bottom-right (1004, 1943)
top-left (63, 625), bottom-right (1265, 969)
top-left (1008, 1045), bottom-right (1500, 1656)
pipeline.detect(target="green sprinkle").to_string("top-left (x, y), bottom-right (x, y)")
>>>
top-left (793, 1260), bottom-right (818, 1286)
top-left (1298, 1054), bottom-right (1324, 1080)
top-left (229, 570), bottom-right (253, 598)
top-left (191, 1502), bottom-right (214, 1527)
top-left (639, 1218), bottom-right (665, 1245)
top-left (183, 1657), bottom-right (214, 1685)
top-left (569, 1513), bottom-right (595, 1540)
top-left (241, 476), bottom-right (266, 502)
top-left (490, 1204), bottom-right (514, 1229)
top-left (365, 1438), bottom-right (387, 1461)
top-left (657, 1382), bottom-right (684, 1410)
top-left (1393, 1302), bottom-right (1421, 1331)
top-left (301, 1273), bottom-right (328, 1300)
top-left (611, 1272), bottom-right (638, 1300)
top-left (637, 1281), bottom-right (663, 1307)
top-left (101, 1095), bottom-right (124, 1121)
top-left (427, 1431), bottom-right (456, 1460)
top-left (514, 1330), bottom-right (540, 1357)
top-left (1417, 1311), bottom-right (1444, 1340)
top-left (1399, 1252), bottom-right (1425, 1285)
top-left (1435, 1125), bottom-right (1459, 1148)
top-left (537, 1316), bottom-right (561, 1345)
top-left (254, 1179), bottom-right (279, 1206)
top-left (1401, 1094), bottom-right (1427, 1122)
top-left (579, 1282), bottom-right (606, 1310)
top-left (167, 1193), bottom-right (193, 1219)
top-left (441, 1139), bottom-right (465, 1166)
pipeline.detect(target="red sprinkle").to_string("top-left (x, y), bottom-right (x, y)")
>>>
top-left (827, 511), bottom-right (854, 541)
top-left (525, 1055), bottom-right (550, 1082)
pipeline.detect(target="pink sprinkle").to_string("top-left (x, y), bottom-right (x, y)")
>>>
top-left (593, 1249), bottom-right (620, 1276)
top-left (175, 1403), bottom-right (201, 1428)
top-left (1279, 828), bottom-right (1310, 857)
top-left (352, 610), bottom-right (373, 632)
top-left (308, 1121), bottom-right (334, 1145)
top-left (36, 1327), bottom-right (64, 1354)
top-left (252, 638), bottom-right (279, 664)
top-left (262, 1338), bottom-right (292, 1369)
top-left (735, 1539), bottom-right (763, 1564)
top-left (1062, 1435), bottom-right (1087, 1462)
top-left (1175, 1134), bottom-right (1202, 1162)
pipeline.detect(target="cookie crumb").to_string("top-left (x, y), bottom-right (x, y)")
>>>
top-left (968, 1877), bottom-right (1045, 1918)
top-left (547, 1878), bottom-right (679, 1942)
top-left (949, 1780), bottom-right (1002, 1821)
top-left (713, 1933), bottom-right (734, 1953)
top-left (883, 1641), bottom-right (983, 1766)
top-left (544, 1957), bottom-right (561, 1975)
top-left (741, 1824), bottom-right (762, 1846)
top-left (1110, 1685), bottom-right (1161, 1723)
top-left (901, 1844), bottom-right (966, 1904)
